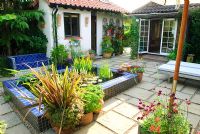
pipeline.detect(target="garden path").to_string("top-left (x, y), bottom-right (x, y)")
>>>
top-left (0, 54), bottom-right (200, 134)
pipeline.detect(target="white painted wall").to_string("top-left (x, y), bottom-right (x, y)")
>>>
top-left (56, 8), bottom-right (91, 53)
top-left (96, 12), bottom-right (123, 55)
top-left (39, 0), bottom-right (53, 57)
top-left (39, 1), bottom-right (123, 57)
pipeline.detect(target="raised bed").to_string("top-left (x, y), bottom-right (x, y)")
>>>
top-left (2, 68), bottom-right (138, 132)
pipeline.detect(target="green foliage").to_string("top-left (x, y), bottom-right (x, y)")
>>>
top-left (69, 45), bottom-right (84, 60)
top-left (0, 121), bottom-right (7, 134)
top-left (26, 64), bottom-right (84, 128)
top-left (167, 49), bottom-right (177, 60)
top-left (140, 106), bottom-right (190, 134)
top-left (0, 57), bottom-right (12, 77)
top-left (101, 36), bottom-right (114, 53)
top-left (16, 73), bottom-right (37, 85)
top-left (99, 64), bottom-right (113, 79)
top-left (81, 85), bottom-right (104, 113)
top-left (186, 8), bottom-right (200, 63)
top-left (73, 58), bottom-right (92, 73)
top-left (0, 6), bottom-right (47, 56)
top-left (128, 17), bottom-right (139, 59)
top-left (89, 50), bottom-right (96, 54)
top-left (131, 67), bottom-right (144, 73)
top-left (51, 45), bottom-right (68, 66)
top-left (0, 14), bottom-right (16, 22)
top-left (3, 95), bottom-right (12, 103)
top-left (112, 38), bottom-right (123, 54)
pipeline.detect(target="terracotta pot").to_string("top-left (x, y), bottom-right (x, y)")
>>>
top-left (186, 54), bottom-right (194, 63)
top-left (94, 99), bottom-right (104, 114)
top-left (137, 72), bottom-right (143, 82)
top-left (89, 53), bottom-right (96, 60)
top-left (52, 125), bottom-right (73, 134)
top-left (80, 112), bottom-right (93, 125)
top-left (103, 53), bottom-right (112, 58)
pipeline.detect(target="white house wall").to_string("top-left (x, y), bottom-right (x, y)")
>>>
top-left (39, 0), bottom-right (53, 57)
top-left (56, 8), bottom-right (91, 53)
top-left (39, 1), bottom-right (123, 57)
top-left (96, 12), bottom-right (123, 55)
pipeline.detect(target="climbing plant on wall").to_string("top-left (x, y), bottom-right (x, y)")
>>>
top-left (129, 17), bottom-right (139, 59)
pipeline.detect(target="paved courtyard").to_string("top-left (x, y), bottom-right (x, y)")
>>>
top-left (0, 54), bottom-right (200, 134)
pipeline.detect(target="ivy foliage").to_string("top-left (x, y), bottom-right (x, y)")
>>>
top-left (129, 17), bottom-right (139, 59)
top-left (186, 8), bottom-right (200, 63)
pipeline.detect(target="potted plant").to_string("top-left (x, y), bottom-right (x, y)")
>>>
top-left (51, 45), bottom-right (68, 70)
top-left (103, 47), bottom-right (114, 58)
top-left (88, 50), bottom-right (96, 60)
top-left (137, 91), bottom-right (192, 134)
top-left (80, 85), bottom-right (104, 125)
top-left (131, 67), bottom-right (144, 82)
top-left (26, 65), bottom-right (84, 134)
top-left (101, 36), bottom-right (114, 58)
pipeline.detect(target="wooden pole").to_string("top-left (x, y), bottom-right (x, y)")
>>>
top-left (169, 0), bottom-right (189, 112)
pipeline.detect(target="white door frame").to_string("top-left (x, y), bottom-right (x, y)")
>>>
top-left (160, 18), bottom-right (178, 55)
top-left (138, 19), bottom-right (150, 53)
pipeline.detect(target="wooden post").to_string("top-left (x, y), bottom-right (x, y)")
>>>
top-left (169, 0), bottom-right (189, 112)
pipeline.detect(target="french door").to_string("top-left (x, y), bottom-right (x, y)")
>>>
top-left (139, 19), bottom-right (150, 53)
top-left (160, 19), bottom-right (177, 55)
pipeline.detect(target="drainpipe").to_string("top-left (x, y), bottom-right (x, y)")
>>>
top-left (52, 5), bottom-right (58, 47)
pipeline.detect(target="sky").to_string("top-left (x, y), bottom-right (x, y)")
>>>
top-left (110, 0), bottom-right (200, 12)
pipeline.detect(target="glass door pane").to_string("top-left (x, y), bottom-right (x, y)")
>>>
top-left (161, 19), bottom-right (177, 54)
top-left (139, 19), bottom-right (149, 52)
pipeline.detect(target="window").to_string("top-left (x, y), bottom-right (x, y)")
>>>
top-left (64, 13), bottom-right (80, 37)
top-left (139, 19), bottom-right (149, 52)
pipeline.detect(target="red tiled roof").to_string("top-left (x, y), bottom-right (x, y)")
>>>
top-left (47, 0), bottom-right (128, 13)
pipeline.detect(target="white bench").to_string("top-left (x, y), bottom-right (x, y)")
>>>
top-left (158, 60), bottom-right (200, 81)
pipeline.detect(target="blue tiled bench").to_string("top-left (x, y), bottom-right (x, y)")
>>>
top-left (8, 53), bottom-right (50, 70)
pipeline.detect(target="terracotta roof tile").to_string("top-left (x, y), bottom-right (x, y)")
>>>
top-left (48, 0), bottom-right (128, 13)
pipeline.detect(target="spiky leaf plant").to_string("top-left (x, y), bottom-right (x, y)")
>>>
top-left (26, 64), bottom-right (84, 134)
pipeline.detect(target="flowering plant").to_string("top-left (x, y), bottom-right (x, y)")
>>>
top-left (137, 90), bottom-right (191, 134)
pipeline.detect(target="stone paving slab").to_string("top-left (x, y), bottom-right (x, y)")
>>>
top-left (127, 97), bottom-right (140, 106)
top-left (0, 112), bottom-right (21, 128)
top-left (102, 98), bottom-right (122, 112)
top-left (97, 111), bottom-right (136, 134)
top-left (124, 87), bottom-right (154, 100)
top-left (151, 73), bottom-right (168, 80)
top-left (142, 76), bottom-right (155, 83)
top-left (191, 94), bottom-right (200, 105)
top-left (6, 123), bottom-right (31, 134)
top-left (126, 125), bottom-right (139, 134)
top-left (175, 91), bottom-right (192, 100)
top-left (136, 82), bottom-right (157, 90)
top-left (0, 103), bottom-right (13, 115)
top-left (181, 86), bottom-right (197, 95)
top-left (114, 94), bottom-right (132, 101)
top-left (75, 122), bottom-right (114, 134)
top-left (0, 96), bottom-right (5, 105)
top-left (159, 81), bottom-right (184, 91)
top-left (113, 103), bottom-right (140, 118)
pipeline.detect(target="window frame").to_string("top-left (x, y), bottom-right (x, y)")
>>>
top-left (63, 13), bottom-right (80, 37)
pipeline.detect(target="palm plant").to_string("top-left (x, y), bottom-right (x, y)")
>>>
top-left (26, 64), bottom-right (84, 134)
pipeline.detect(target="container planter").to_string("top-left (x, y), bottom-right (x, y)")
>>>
top-left (138, 124), bottom-right (193, 134)
top-left (94, 99), bottom-right (104, 114)
top-left (52, 125), bottom-right (73, 134)
top-left (89, 53), bottom-right (96, 60)
top-left (103, 52), bottom-right (112, 58)
top-left (80, 112), bottom-right (93, 126)
top-left (186, 54), bottom-right (195, 63)
top-left (137, 72), bottom-right (143, 82)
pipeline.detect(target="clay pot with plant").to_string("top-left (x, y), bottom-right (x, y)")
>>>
top-left (131, 67), bottom-right (144, 82)
top-left (80, 85), bottom-right (104, 125)
top-left (24, 65), bottom-right (84, 134)
top-left (102, 36), bottom-right (114, 58)
top-left (89, 50), bottom-right (96, 60)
